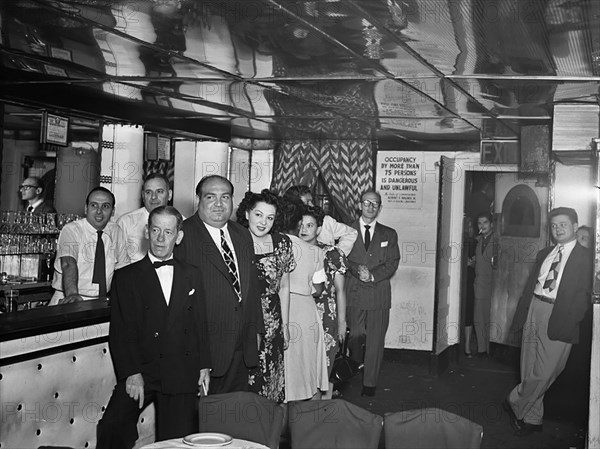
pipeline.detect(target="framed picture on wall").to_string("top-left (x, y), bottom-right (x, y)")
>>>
top-left (144, 134), bottom-right (172, 160)
top-left (41, 112), bottom-right (69, 146)
top-left (157, 136), bottom-right (171, 160)
top-left (145, 133), bottom-right (158, 160)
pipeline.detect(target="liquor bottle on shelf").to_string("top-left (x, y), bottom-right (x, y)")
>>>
top-left (0, 210), bottom-right (60, 283)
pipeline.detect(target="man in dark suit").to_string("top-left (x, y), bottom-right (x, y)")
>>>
top-left (19, 176), bottom-right (55, 213)
top-left (346, 190), bottom-right (400, 397)
top-left (505, 207), bottom-right (592, 437)
top-left (97, 206), bottom-right (211, 448)
top-left (174, 175), bottom-right (263, 394)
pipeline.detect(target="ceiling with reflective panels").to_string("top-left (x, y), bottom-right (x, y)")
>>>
top-left (1, 0), bottom-right (599, 144)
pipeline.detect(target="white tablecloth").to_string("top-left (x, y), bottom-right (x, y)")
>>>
top-left (140, 437), bottom-right (269, 449)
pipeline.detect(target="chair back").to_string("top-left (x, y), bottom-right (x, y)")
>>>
top-left (288, 399), bottom-right (383, 449)
top-left (384, 408), bottom-right (483, 449)
top-left (199, 391), bottom-right (285, 449)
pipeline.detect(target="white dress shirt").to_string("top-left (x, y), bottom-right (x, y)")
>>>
top-left (533, 239), bottom-right (577, 299)
top-left (359, 217), bottom-right (378, 243)
top-left (148, 253), bottom-right (174, 305)
top-left (202, 222), bottom-right (240, 272)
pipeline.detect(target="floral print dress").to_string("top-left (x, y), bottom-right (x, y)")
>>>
top-left (248, 232), bottom-right (296, 402)
top-left (316, 243), bottom-right (348, 375)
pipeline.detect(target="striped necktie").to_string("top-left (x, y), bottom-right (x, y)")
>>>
top-left (542, 245), bottom-right (563, 292)
top-left (220, 229), bottom-right (241, 302)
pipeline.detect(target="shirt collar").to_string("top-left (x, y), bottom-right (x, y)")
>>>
top-left (359, 217), bottom-right (377, 229)
top-left (148, 252), bottom-right (174, 264)
top-left (29, 198), bottom-right (44, 209)
top-left (558, 239), bottom-right (577, 251)
top-left (202, 220), bottom-right (228, 238)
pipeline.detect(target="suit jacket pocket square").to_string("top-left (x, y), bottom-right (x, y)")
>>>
top-left (188, 289), bottom-right (195, 295)
top-left (381, 241), bottom-right (388, 247)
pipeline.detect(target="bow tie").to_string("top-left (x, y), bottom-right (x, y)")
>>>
top-left (153, 259), bottom-right (175, 269)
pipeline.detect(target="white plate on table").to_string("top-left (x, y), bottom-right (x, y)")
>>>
top-left (182, 433), bottom-right (233, 447)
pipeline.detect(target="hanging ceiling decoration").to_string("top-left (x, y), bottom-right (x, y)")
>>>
top-left (0, 0), bottom-right (599, 144)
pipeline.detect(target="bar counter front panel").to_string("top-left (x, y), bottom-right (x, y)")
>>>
top-left (0, 301), bottom-right (155, 449)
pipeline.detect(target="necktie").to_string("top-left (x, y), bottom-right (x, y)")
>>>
top-left (543, 245), bottom-right (563, 292)
top-left (153, 259), bottom-right (175, 269)
top-left (92, 230), bottom-right (107, 298)
top-left (27, 206), bottom-right (34, 213)
top-left (220, 229), bottom-right (241, 302)
top-left (364, 225), bottom-right (371, 250)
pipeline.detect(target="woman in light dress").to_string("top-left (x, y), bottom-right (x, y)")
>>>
top-left (298, 205), bottom-right (348, 399)
top-left (276, 196), bottom-right (328, 401)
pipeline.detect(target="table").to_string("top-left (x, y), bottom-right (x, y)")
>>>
top-left (140, 436), bottom-right (270, 449)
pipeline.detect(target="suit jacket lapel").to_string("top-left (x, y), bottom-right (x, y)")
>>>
top-left (352, 220), bottom-right (368, 258)
top-left (139, 256), bottom-right (168, 312)
top-left (165, 260), bottom-right (188, 330)
top-left (369, 222), bottom-right (383, 251)
top-left (195, 215), bottom-right (230, 279)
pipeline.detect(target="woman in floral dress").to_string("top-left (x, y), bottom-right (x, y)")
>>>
top-left (237, 189), bottom-right (295, 403)
top-left (298, 205), bottom-right (348, 399)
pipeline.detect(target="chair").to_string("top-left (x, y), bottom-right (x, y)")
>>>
top-left (384, 408), bottom-right (483, 449)
top-left (198, 391), bottom-right (285, 449)
top-left (288, 399), bottom-right (383, 449)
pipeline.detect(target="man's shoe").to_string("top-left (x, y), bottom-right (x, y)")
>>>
top-left (502, 399), bottom-right (523, 431)
top-left (515, 422), bottom-right (543, 437)
top-left (361, 386), bottom-right (376, 397)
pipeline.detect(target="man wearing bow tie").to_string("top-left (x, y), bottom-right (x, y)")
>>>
top-left (97, 206), bottom-right (211, 449)
top-left (345, 190), bottom-right (400, 397)
top-left (505, 207), bottom-right (592, 437)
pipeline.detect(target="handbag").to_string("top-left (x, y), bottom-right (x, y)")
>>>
top-left (329, 330), bottom-right (360, 384)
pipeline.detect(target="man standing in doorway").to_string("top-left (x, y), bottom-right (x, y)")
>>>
top-left (118, 173), bottom-right (173, 263)
top-left (346, 190), bottom-right (400, 397)
top-left (505, 207), bottom-right (592, 436)
top-left (49, 187), bottom-right (129, 305)
top-left (174, 175), bottom-right (263, 394)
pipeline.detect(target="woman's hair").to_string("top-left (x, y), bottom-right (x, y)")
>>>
top-left (302, 205), bottom-right (325, 227)
top-left (235, 189), bottom-right (280, 229)
top-left (284, 185), bottom-right (311, 200)
top-left (274, 195), bottom-right (306, 234)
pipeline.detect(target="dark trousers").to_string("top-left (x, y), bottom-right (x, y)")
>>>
top-left (209, 349), bottom-right (250, 394)
top-left (96, 381), bottom-right (197, 449)
top-left (348, 307), bottom-right (390, 388)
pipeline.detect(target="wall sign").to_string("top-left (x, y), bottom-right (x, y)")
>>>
top-left (480, 140), bottom-right (519, 165)
top-left (376, 151), bottom-right (423, 209)
top-left (42, 112), bottom-right (69, 146)
top-left (145, 134), bottom-right (172, 161)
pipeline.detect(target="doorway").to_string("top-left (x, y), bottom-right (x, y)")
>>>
top-left (460, 170), bottom-right (549, 351)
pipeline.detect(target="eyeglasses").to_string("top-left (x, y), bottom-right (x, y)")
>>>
top-left (362, 200), bottom-right (380, 208)
top-left (19, 185), bottom-right (39, 190)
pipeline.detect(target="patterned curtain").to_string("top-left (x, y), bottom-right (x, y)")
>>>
top-left (269, 83), bottom-right (376, 223)
top-left (143, 160), bottom-right (175, 205)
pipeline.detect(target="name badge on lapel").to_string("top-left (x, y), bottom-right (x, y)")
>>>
top-left (381, 241), bottom-right (388, 247)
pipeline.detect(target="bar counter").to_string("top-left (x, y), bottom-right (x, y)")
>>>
top-left (0, 300), bottom-right (155, 449)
